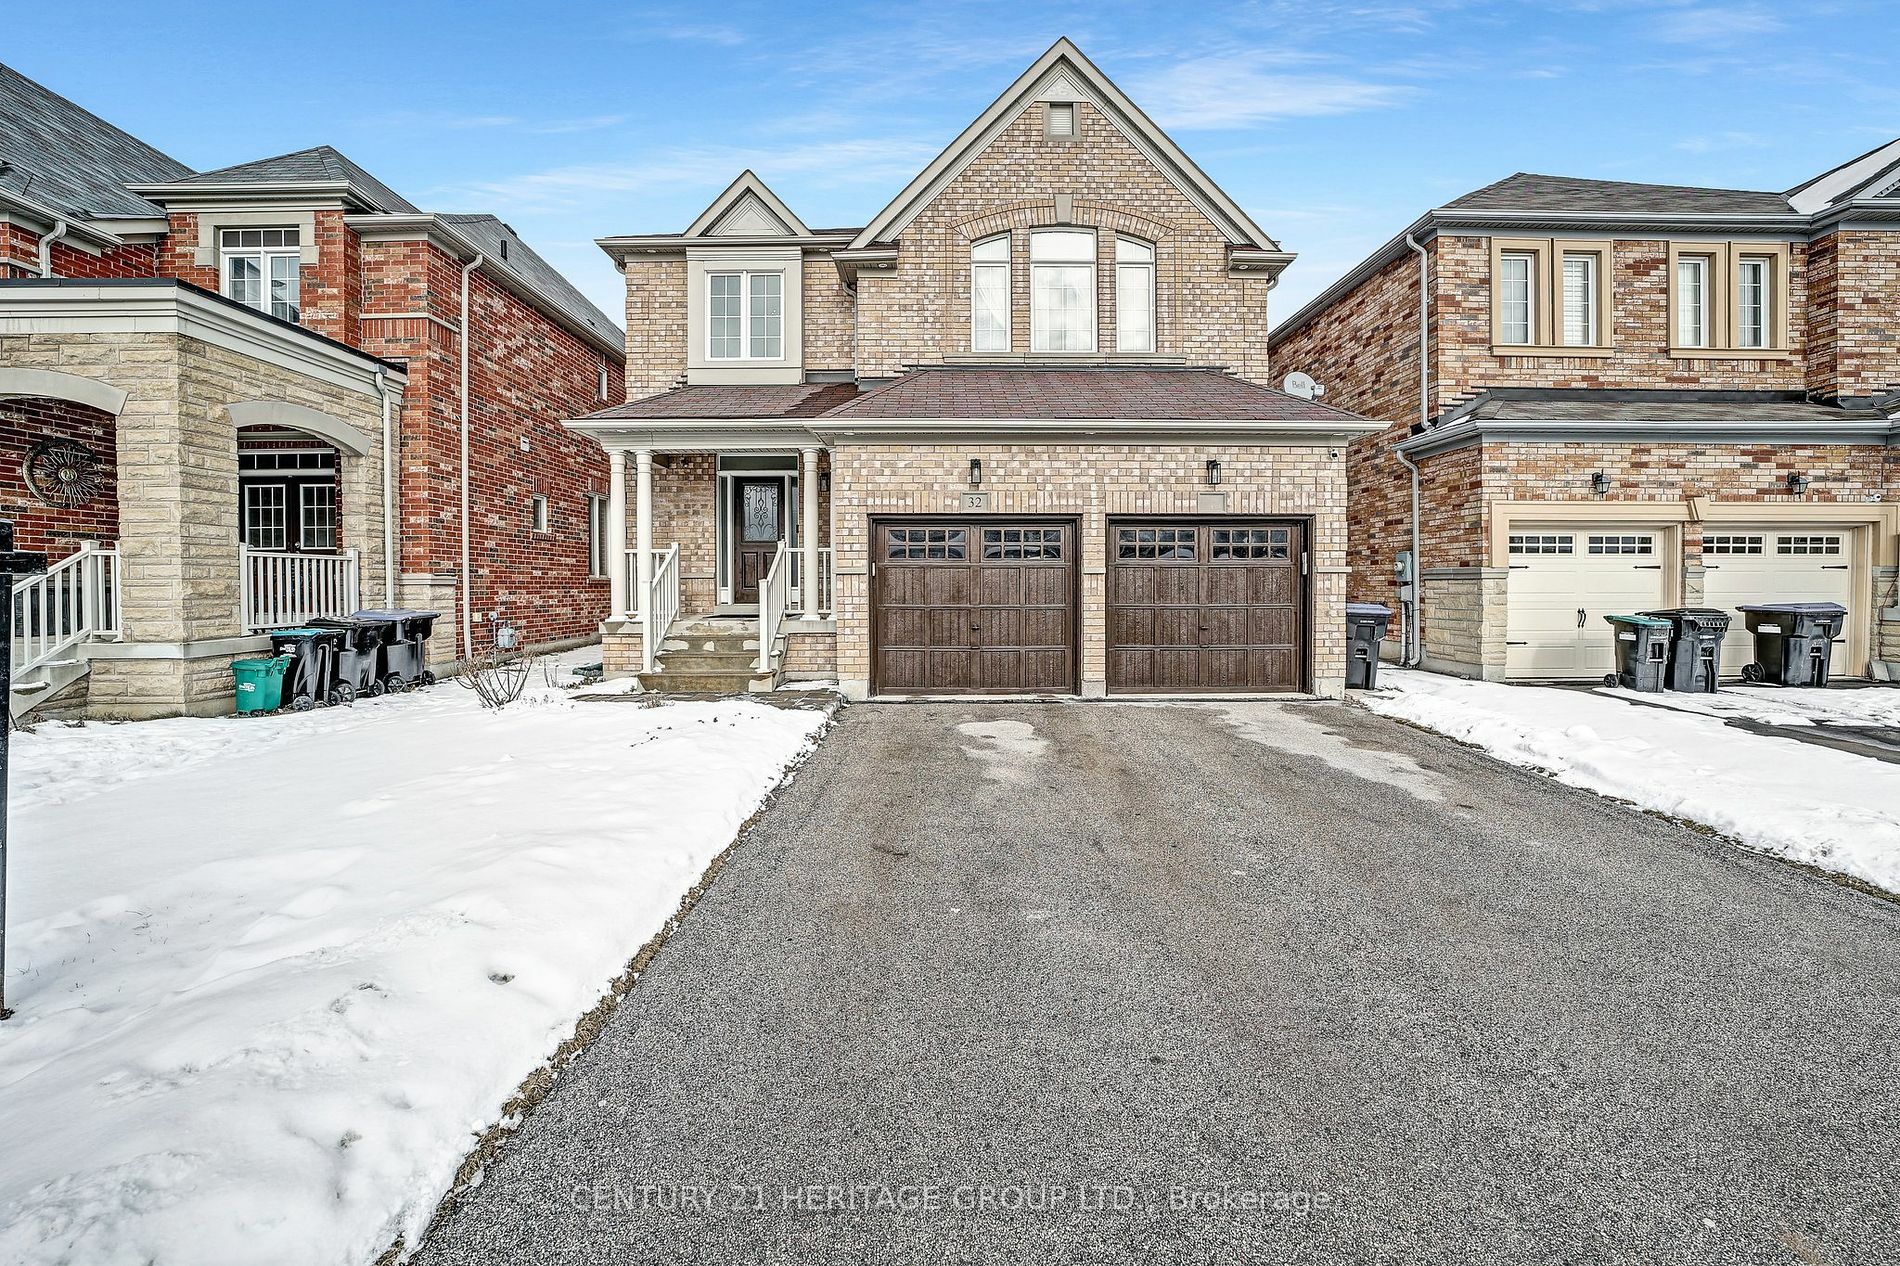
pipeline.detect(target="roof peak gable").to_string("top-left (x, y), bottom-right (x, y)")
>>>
top-left (683, 169), bottom-right (810, 238)
top-left (846, 38), bottom-right (1278, 252)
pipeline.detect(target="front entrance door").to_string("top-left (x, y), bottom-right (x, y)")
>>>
top-left (732, 477), bottom-right (785, 604)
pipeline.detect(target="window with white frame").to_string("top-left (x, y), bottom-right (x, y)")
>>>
top-left (1561, 252), bottom-right (1597, 347)
top-left (1736, 255), bottom-right (1770, 349)
top-left (299, 484), bottom-right (337, 550)
top-left (707, 271), bottom-right (783, 360)
top-left (530, 494), bottom-right (549, 533)
top-left (586, 494), bottom-right (609, 577)
top-left (243, 483), bottom-right (288, 550)
top-left (970, 235), bottom-right (1011, 353)
top-left (1115, 237), bottom-right (1155, 353)
top-left (1497, 252), bottom-right (1535, 345)
top-left (221, 227), bottom-right (301, 322)
top-left (1676, 253), bottom-right (1711, 347)
top-left (1030, 229), bottom-right (1096, 353)
top-left (597, 360), bottom-right (610, 401)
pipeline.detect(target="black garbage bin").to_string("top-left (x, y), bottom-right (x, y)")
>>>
top-left (1603, 614), bottom-right (1671, 691)
top-left (268, 626), bottom-right (349, 709)
top-left (309, 616), bottom-right (389, 697)
top-left (1345, 602), bottom-right (1394, 689)
top-left (350, 608), bottom-right (442, 691)
top-left (1736, 602), bottom-right (1849, 686)
top-left (1639, 607), bottom-right (1732, 693)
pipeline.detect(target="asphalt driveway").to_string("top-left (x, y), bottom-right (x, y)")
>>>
top-left (416, 699), bottom-right (1900, 1266)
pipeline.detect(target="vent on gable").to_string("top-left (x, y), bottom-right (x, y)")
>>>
top-left (1045, 102), bottom-right (1076, 139)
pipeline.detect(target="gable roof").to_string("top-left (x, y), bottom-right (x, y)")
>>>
top-left (846, 38), bottom-right (1279, 253)
top-left (435, 214), bottom-right (621, 351)
top-left (132, 145), bottom-right (420, 213)
top-left (683, 170), bottom-right (811, 238)
top-left (1786, 136), bottom-right (1900, 213)
top-left (1445, 172), bottom-right (1793, 216)
top-left (821, 366), bottom-right (1365, 422)
top-left (0, 61), bottom-right (193, 220)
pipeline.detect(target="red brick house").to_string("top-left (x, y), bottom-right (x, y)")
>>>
top-left (569, 40), bottom-right (1379, 700)
top-left (0, 63), bottom-right (624, 716)
top-left (1270, 155), bottom-right (1900, 684)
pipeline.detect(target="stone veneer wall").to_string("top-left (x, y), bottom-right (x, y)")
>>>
top-left (826, 442), bottom-right (1350, 698)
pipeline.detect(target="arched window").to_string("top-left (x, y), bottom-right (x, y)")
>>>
top-left (970, 235), bottom-right (1011, 353)
top-left (1115, 237), bottom-right (1155, 353)
top-left (1030, 229), bottom-right (1096, 353)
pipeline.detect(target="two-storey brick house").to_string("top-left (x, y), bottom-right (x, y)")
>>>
top-left (1270, 153), bottom-right (1900, 684)
top-left (0, 62), bottom-right (624, 717)
top-left (573, 40), bottom-right (1378, 700)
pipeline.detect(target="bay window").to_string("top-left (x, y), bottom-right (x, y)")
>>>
top-left (1030, 229), bottom-right (1096, 353)
top-left (222, 227), bottom-right (301, 323)
top-left (1115, 237), bottom-right (1155, 353)
top-left (708, 271), bottom-right (783, 360)
top-left (970, 235), bottom-right (1011, 353)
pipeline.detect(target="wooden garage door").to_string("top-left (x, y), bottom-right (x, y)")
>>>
top-left (1106, 520), bottom-right (1307, 693)
top-left (873, 520), bottom-right (1076, 695)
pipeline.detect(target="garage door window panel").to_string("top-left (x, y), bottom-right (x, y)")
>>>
top-left (1778, 534), bottom-right (1842, 556)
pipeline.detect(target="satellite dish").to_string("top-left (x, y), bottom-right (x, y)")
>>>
top-left (1282, 371), bottom-right (1320, 400)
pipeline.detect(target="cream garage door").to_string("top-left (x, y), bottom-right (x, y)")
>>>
top-left (1701, 529), bottom-right (1855, 676)
top-left (1505, 529), bottom-right (1668, 679)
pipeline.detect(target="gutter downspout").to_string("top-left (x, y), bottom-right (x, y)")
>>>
top-left (1398, 233), bottom-right (1430, 667)
top-left (459, 253), bottom-right (485, 661)
top-left (37, 220), bottom-right (69, 278)
top-left (374, 368), bottom-right (401, 608)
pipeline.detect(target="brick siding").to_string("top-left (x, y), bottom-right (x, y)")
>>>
top-left (0, 396), bottom-right (119, 557)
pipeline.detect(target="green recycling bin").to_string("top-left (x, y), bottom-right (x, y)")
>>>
top-left (232, 654), bottom-right (290, 713)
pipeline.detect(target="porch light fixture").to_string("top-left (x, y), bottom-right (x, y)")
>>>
top-left (969, 458), bottom-right (982, 487)
top-left (1206, 459), bottom-right (1222, 487)
top-left (1590, 471), bottom-right (1612, 495)
top-left (1786, 472), bottom-right (1811, 497)
top-left (819, 471), bottom-right (830, 494)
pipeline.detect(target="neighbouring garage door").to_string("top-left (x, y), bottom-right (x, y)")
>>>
top-left (1106, 520), bottom-right (1307, 693)
top-left (872, 520), bottom-right (1076, 694)
top-left (1702, 528), bottom-right (1856, 676)
top-left (1505, 528), bottom-right (1668, 679)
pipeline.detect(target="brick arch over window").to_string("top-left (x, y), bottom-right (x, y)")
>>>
top-left (0, 367), bottom-right (129, 417)
top-left (951, 200), bottom-right (1176, 245)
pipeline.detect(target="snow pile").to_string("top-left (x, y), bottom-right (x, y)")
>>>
top-left (1361, 671), bottom-right (1900, 894)
top-left (0, 670), bottom-right (827, 1265)
top-left (1596, 682), bottom-right (1900, 729)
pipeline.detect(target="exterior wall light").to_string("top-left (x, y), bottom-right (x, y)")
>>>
top-left (969, 458), bottom-right (982, 487)
top-left (1590, 471), bottom-right (1612, 495)
top-left (1206, 459), bottom-right (1222, 487)
top-left (1787, 472), bottom-right (1811, 497)
top-left (818, 471), bottom-right (830, 495)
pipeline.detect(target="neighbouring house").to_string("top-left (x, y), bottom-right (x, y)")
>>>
top-left (1270, 155), bottom-right (1900, 684)
top-left (0, 62), bottom-right (624, 718)
top-left (570, 39), bottom-right (1379, 700)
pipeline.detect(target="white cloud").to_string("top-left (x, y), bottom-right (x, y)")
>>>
top-left (1129, 52), bottom-right (1415, 129)
top-left (1649, 4), bottom-right (1784, 43)
top-left (648, 22), bottom-right (746, 46)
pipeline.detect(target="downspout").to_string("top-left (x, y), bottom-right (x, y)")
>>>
top-left (459, 253), bottom-right (485, 661)
top-left (37, 220), bottom-right (70, 277)
top-left (1397, 233), bottom-right (1431, 667)
top-left (374, 368), bottom-right (401, 608)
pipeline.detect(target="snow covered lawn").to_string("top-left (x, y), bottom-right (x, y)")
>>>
top-left (1360, 670), bottom-right (1900, 895)
top-left (0, 660), bottom-right (828, 1265)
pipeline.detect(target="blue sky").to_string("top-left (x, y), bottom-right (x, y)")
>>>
top-left (8, 1), bottom-right (1894, 326)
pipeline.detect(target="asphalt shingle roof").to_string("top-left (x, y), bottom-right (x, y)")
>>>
top-left (0, 62), bottom-right (193, 219)
top-left (436, 214), bottom-right (621, 347)
top-left (1465, 389), bottom-right (1887, 423)
top-left (823, 367), bottom-right (1367, 421)
top-left (1445, 172), bottom-right (1795, 216)
top-left (585, 382), bottom-right (860, 420)
top-left (146, 145), bottom-right (419, 213)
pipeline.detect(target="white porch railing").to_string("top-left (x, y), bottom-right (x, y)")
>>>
top-left (241, 547), bottom-right (361, 633)
top-left (13, 541), bottom-right (121, 675)
top-left (756, 541), bottom-right (791, 672)
top-left (789, 547), bottom-right (834, 618)
top-left (643, 543), bottom-right (681, 673)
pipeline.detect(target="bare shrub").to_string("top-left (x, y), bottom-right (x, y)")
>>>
top-left (457, 648), bottom-right (537, 709)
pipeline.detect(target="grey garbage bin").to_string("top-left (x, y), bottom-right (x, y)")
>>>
top-left (350, 609), bottom-right (442, 691)
top-left (1603, 614), bottom-right (1671, 691)
top-left (1639, 607), bottom-right (1732, 693)
top-left (1736, 602), bottom-right (1849, 686)
top-left (1345, 602), bottom-right (1393, 689)
top-left (309, 616), bottom-right (389, 696)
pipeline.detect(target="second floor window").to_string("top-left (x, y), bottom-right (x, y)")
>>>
top-left (1031, 229), bottom-right (1096, 353)
top-left (970, 235), bottom-right (1011, 353)
top-left (222, 227), bottom-right (300, 323)
top-left (1560, 253), bottom-right (1597, 348)
top-left (1497, 252), bottom-right (1535, 345)
top-left (1736, 255), bottom-right (1770, 348)
top-left (1676, 254), bottom-right (1710, 348)
top-left (1115, 237), bottom-right (1155, 353)
top-left (708, 271), bottom-right (782, 360)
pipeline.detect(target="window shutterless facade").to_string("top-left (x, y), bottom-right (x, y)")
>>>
top-left (1676, 254), bottom-right (1710, 347)
top-left (221, 227), bottom-right (301, 323)
top-left (1667, 241), bottom-right (1789, 355)
top-left (1030, 229), bottom-right (1096, 353)
top-left (1735, 255), bottom-right (1769, 349)
top-left (299, 483), bottom-right (337, 551)
top-left (587, 493), bottom-right (609, 577)
top-left (707, 271), bottom-right (783, 360)
top-left (242, 483), bottom-right (288, 550)
top-left (1115, 237), bottom-right (1155, 353)
top-left (1492, 239), bottom-right (1611, 350)
top-left (1561, 253), bottom-right (1596, 347)
top-left (530, 494), bottom-right (549, 533)
top-left (970, 234), bottom-right (1011, 353)
top-left (1497, 252), bottom-right (1535, 344)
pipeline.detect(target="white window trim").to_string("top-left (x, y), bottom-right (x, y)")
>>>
top-left (705, 270), bottom-right (785, 362)
top-left (221, 233), bottom-right (302, 323)
top-left (1676, 254), bottom-right (1711, 349)
top-left (1115, 237), bottom-right (1156, 354)
top-left (530, 493), bottom-right (550, 534)
top-left (1497, 251), bottom-right (1536, 346)
top-left (970, 234), bottom-right (1012, 353)
top-left (1735, 255), bottom-right (1770, 349)
top-left (1560, 252), bottom-right (1597, 348)
top-left (586, 493), bottom-right (609, 577)
top-left (1030, 228), bottom-right (1098, 354)
top-left (298, 483), bottom-right (338, 551)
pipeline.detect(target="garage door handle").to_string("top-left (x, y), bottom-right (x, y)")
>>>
top-left (1823, 565), bottom-right (1849, 571)
top-left (1577, 608), bottom-right (1586, 628)
top-left (1199, 624), bottom-right (1210, 631)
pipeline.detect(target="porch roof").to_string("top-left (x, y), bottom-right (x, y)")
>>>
top-left (824, 366), bottom-right (1369, 423)
top-left (579, 381), bottom-right (859, 421)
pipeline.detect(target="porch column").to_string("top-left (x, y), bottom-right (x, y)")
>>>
top-left (607, 447), bottom-right (629, 619)
top-left (800, 446), bottom-right (821, 616)
top-left (634, 449), bottom-right (655, 631)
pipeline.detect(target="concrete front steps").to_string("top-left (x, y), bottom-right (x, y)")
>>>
top-left (637, 618), bottom-right (778, 694)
